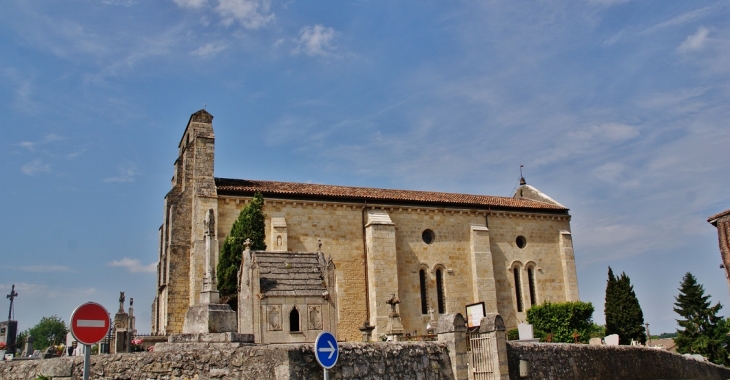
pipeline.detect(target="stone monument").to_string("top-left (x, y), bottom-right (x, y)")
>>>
top-left (179, 209), bottom-right (240, 341)
top-left (385, 293), bottom-right (405, 340)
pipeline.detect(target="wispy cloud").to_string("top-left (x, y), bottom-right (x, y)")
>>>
top-left (173, 0), bottom-right (207, 8)
top-left (108, 258), bottom-right (156, 273)
top-left (678, 26), bottom-right (710, 53)
top-left (191, 42), bottom-right (227, 57)
top-left (21, 159), bottom-right (51, 175)
top-left (292, 24), bottom-right (339, 57)
top-left (215, 0), bottom-right (274, 29)
top-left (18, 134), bottom-right (64, 151)
top-left (103, 164), bottom-right (136, 183)
top-left (640, 5), bottom-right (724, 36)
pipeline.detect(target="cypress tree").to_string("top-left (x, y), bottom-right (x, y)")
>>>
top-left (674, 272), bottom-right (730, 365)
top-left (605, 267), bottom-right (646, 344)
top-left (217, 192), bottom-right (266, 306)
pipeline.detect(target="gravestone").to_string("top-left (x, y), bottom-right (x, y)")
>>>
top-left (605, 334), bottom-right (620, 346)
top-left (517, 323), bottom-right (534, 340)
top-left (21, 336), bottom-right (34, 357)
top-left (589, 337), bottom-right (602, 345)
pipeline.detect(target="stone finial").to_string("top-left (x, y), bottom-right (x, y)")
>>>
top-left (317, 238), bottom-right (322, 252)
top-left (244, 238), bottom-right (251, 251)
top-left (478, 313), bottom-right (505, 333)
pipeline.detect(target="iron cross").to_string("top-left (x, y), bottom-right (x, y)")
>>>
top-left (7, 284), bottom-right (18, 321)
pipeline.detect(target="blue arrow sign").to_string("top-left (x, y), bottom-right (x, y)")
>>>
top-left (314, 331), bottom-right (339, 369)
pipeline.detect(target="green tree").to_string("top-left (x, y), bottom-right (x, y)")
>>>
top-left (673, 272), bottom-right (730, 365)
top-left (604, 267), bottom-right (646, 344)
top-left (27, 315), bottom-right (68, 351)
top-left (526, 301), bottom-right (595, 343)
top-left (217, 192), bottom-right (266, 306)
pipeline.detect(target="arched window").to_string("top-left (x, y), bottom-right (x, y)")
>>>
top-left (289, 307), bottom-right (300, 332)
top-left (527, 267), bottom-right (537, 307)
top-left (419, 269), bottom-right (428, 314)
top-left (436, 268), bottom-right (445, 314)
top-left (513, 267), bottom-right (524, 312)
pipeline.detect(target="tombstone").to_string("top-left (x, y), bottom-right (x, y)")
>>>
top-left (589, 337), bottom-right (602, 345)
top-left (21, 336), bottom-right (34, 357)
top-left (604, 334), bottom-right (620, 346)
top-left (517, 323), bottom-right (534, 340)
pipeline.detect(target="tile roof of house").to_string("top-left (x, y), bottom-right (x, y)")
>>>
top-left (253, 252), bottom-right (327, 297)
top-left (708, 208), bottom-right (730, 225)
top-left (215, 178), bottom-right (568, 211)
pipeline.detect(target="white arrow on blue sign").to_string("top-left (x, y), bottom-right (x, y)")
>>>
top-left (314, 331), bottom-right (339, 369)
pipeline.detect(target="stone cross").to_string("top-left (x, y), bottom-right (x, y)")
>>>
top-left (572, 330), bottom-right (580, 343)
top-left (244, 238), bottom-right (251, 251)
top-left (386, 293), bottom-right (401, 317)
top-left (6, 284), bottom-right (18, 320)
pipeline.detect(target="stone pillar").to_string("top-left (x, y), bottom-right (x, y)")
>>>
top-left (364, 209), bottom-right (398, 338)
top-left (469, 224), bottom-right (497, 307)
top-left (559, 230), bottom-right (579, 301)
top-left (437, 313), bottom-right (469, 380)
top-left (478, 314), bottom-right (509, 380)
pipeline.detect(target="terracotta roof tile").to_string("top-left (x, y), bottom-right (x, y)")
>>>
top-left (215, 178), bottom-right (568, 211)
top-left (708, 208), bottom-right (730, 224)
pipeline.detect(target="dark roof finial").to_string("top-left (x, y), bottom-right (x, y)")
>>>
top-left (519, 164), bottom-right (526, 186)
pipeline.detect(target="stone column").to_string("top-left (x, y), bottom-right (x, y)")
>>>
top-left (478, 314), bottom-right (509, 380)
top-left (437, 313), bottom-right (469, 380)
top-left (364, 209), bottom-right (398, 338)
top-left (469, 224), bottom-right (497, 307)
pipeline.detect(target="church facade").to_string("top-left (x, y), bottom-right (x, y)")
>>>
top-left (151, 109), bottom-right (580, 341)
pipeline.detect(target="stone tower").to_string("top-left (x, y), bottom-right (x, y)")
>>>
top-left (152, 109), bottom-right (218, 335)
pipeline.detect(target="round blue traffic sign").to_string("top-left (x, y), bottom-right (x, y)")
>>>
top-left (314, 331), bottom-right (339, 369)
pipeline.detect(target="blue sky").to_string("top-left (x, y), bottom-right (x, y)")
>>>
top-left (1, 0), bottom-right (729, 336)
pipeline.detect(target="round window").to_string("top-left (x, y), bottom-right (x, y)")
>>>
top-left (422, 229), bottom-right (435, 244)
top-left (516, 235), bottom-right (527, 249)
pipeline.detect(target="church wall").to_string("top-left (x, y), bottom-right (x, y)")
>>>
top-left (388, 208), bottom-right (484, 336)
top-left (217, 197), bottom-right (368, 342)
top-left (487, 212), bottom-right (574, 329)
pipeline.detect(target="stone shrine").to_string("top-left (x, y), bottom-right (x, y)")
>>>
top-left (151, 109), bottom-right (581, 341)
top-left (112, 292), bottom-right (136, 353)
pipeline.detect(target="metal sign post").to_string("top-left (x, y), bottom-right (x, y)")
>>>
top-left (70, 302), bottom-right (110, 380)
top-left (314, 331), bottom-right (339, 380)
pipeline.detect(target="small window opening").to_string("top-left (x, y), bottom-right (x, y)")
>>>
top-left (516, 236), bottom-right (527, 249)
top-left (422, 229), bottom-right (435, 244)
top-left (436, 269), bottom-right (445, 314)
top-left (419, 269), bottom-right (428, 314)
top-left (289, 307), bottom-right (300, 332)
top-left (528, 267), bottom-right (537, 306)
top-left (513, 268), bottom-right (524, 312)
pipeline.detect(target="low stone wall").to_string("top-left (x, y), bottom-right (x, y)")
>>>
top-left (507, 341), bottom-right (730, 380)
top-left (0, 341), bottom-right (453, 380)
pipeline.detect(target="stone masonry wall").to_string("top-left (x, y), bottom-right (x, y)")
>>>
top-left (0, 342), bottom-right (453, 380)
top-left (507, 341), bottom-right (730, 380)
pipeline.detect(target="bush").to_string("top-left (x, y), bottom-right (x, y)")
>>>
top-left (507, 328), bottom-right (519, 340)
top-left (526, 301), bottom-right (595, 343)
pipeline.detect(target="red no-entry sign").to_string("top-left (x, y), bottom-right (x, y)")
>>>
top-left (70, 302), bottom-right (110, 345)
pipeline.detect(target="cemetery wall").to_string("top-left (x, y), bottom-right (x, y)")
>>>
top-left (506, 341), bottom-right (730, 380)
top-left (0, 342), bottom-right (452, 380)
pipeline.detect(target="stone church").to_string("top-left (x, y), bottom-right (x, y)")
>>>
top-left (151, 109), bottom-right (580, 342)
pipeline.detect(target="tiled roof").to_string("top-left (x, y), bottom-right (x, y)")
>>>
top-left (254, 252), bottom-right (326, 297)
top-left (708, 209), bottom-right (730, 224)
top-left (215, 178), bottom-right (568, 211)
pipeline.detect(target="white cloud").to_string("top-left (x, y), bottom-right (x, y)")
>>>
top-left (215, 0), bottom-right (274, 29)
top-left (292, 24), bottom-right (339, 57)
top-left (21, 159), bottom-right (50, 175)
top-left (191, 42), bottom-right (227, 57)
top-left (103, 164), bottom-right (136, 183)
top-left (589, 0), bottom-right (631, 6)
top-left (678, 26), bottom-right (710, 53)
top-left (17, 265), bottom-right (72, 273)
top-left (173, 0), bottom-right (207, 8)
top-left (108, 258), bottom-right (156, 273)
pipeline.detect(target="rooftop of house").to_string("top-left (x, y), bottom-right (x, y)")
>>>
top-left (215, 178), bottom-right (568, 212)
top-left (253, 251), bottom-right (328, 297)
top-left (708, 208), bottom-right (730, 226)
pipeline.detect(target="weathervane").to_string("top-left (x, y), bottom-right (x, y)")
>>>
top-left (7, 284), bottom-right (18, 321)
